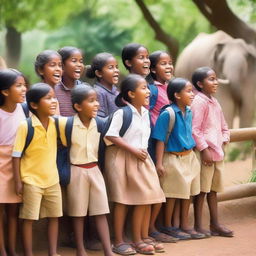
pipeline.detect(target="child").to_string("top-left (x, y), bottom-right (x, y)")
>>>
top-left (0, 69), bottom-right (27, 256)
top-left (12, 83), bottom-right (62, 256)
top-left (104, 74), bottom-right (165, 255)
top-left (86, 52), bottom-right (119, 118)
top-left (35, 50), bottom-right (62, 115)
top-left (59, 85), bottom-right (113, 256)
top-left (191, 66), bottom-right (234, 237)
top-left (55, 46), bottom-right (85, 116)
top-left (121, 43), bottom-right (150, 78)
top-left (152, 78), bottom-right (205, 240)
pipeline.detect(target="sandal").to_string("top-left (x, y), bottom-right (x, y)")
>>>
top-left (160, 226), bottom-right (191, 240)
top-left (133, 241), bottom-right (155, 255)
top-left (210, 225), bottom-right (234, 237)
top-left (149, 231), bottom-right (179, 243)
top-left (195, 228), bottom-right (211, 238)
top-left (112, 243), bottom-right (137, 255)
top-left (143, 237), bottom-right (165, 253)
top-left (182, 229), bottom-right (206, 239)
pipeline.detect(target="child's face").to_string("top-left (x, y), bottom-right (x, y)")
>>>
top-left (97, 57), bottom-right (119, 87)
top-left (131, 79), bottom-right (150, 106)
top-left (2, 76), bottom-right (26, 103)
top-left (175, 82), bottom-right (194, 106)
top-left (127, 47), bottom-right (150, 77)
top-left (199, 70), bottom-right (218, 96)
top-left (152, 53), bottom-right (173, 83)
top-left (33, 88), bottom-right (57, 116)
top-left (63, 50), bottom-right (84, 80)
top-left (40, 54), bottom-right (62, 86)
top-left (75, 90), bottom-right (99, 119)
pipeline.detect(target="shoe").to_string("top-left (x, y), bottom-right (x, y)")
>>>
top-left (182, 229), bottom-right (206, 239)
top-left (195, 228), bottom-right (211, 238)
top-left (143, 237), bottom-right (165, 253)
top-left (160, 226), bottom-right (191, 240)
top-left (112, 243), bottom-right (137, 255)
top-left (210, 225), bottom-right (234, 237)
top-left (133, 241), bottom-right (155, 255)
top-left (149, 231), bottom-right (179, 243)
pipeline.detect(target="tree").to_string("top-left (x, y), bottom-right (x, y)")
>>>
top-left (0, 0), bottom-right (86, 67)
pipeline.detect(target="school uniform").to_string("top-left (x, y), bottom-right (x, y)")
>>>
top-left (59, 115), bottom-right (109, 217)
top-left (0, 104), bottom-right (25, 203)
top-left (12, 115), bottom-right (62, 220)
top-left (191, 92), bottom-right (230, 193)
top-left (104, 103), bottom-right (165, 205)
top-left (152, 104), bottom-right (200, 199)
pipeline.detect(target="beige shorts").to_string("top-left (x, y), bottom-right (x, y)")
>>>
top-left (200, 160), bottom-right (224, 193)
top-left (19, 183), bottom-right (62, 220)
top-left (161, 151), bottom-right (200, 199)
top-left (66, 165), bottom-right (109, 217)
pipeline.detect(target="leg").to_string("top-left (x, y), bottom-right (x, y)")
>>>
top-left (6, 203), bottom-right (19, 256)
top-left (47, 217), bottom-right (59, 256)
top-left (180, 199), bottom-right (191, 230)
top-left (194, 192), bottom-right (206, 231)
top-left (73, 217), bottom-right (87, 256)
top-left (208, 191), bottom-right (233, 237)
top-left (22, 219), bottom-right (34, 256)
top-left (149, 204), bottom-right (161, 234)
top-left (113, 203), bottom-right (127, 245)
top-left (94, 215), bottom-right (113, 256)
top-left (164, 198), bottom-right (175, 227)
top-left (172, 199), bottom-right (180, 228)
top-left (141, 205), bottom-right (151, 238)
top-left (0, 204), bottom-right (7, 256)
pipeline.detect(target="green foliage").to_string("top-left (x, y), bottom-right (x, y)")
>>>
top-left (227, 141), bottom-right (253, 162)
top-left (249, 169), bottom-right (256, 182)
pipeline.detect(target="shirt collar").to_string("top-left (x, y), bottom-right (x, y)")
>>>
top-left (154, 80), bottom-right (168, 87)
top-left (95, 82), bottom-right (117, 94)
top-left (31, 114), bottom-right (54, 127)
top-left (171, 103), bottom-right (191, 114)
top-left (127, 102), bottom-right (148, 116)
top-left (197, 91), bottom-right (215, 103)
top-left (73, 114), bottom-right (96, 130)
top-left (58, 80), bottom-right (82, 91)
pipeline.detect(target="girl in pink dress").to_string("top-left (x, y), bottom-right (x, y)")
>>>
top-left (0, 69), bottom-right (27, 256)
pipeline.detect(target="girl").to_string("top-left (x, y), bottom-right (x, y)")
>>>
top-left (191, 67), bottom-right (233, 237)
top-left (12, 83), bottom-right (62, 256)
top-left (152, 78), bottom-right (205, 240)
top-left (55, 46), bottom-right (85, 116)
top-left (59, 85), bottom-right (113, 256)
top-left (104, 74), bottom-right (165, 255)
top-left (0, 69), bottom-right (27, 256)
top-left (121, 43), bottom-right (150, 78)
top-left (35, 50), bottom-right (62, 115)
top-left (86, 52), bottom-right (119, 118)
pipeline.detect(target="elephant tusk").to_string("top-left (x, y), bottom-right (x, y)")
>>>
top-left (218, 78), bottom-right (230, 84)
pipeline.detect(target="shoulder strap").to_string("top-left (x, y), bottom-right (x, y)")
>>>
top-left (22, 118), bottom-right (34, 155)
top-left (65, 116), bottom-right (74, 148)
top-left (119, 106), bottom-right (133, 137)
top-left (21, 102), bottom-right (30, 118)
top-left (95, 116), bottom-right (108, 134)
top-left (148, 83), bottom-right (158, 110)
top-left (165, 106), bottom-right (176, 144)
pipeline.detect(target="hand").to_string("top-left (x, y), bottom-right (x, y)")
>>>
top-left (133, 148), bottom-right (148, 161)
top-left (156, 164), bottom-right (166, 177)
top-left (15, 181), bottom-right (23, 196)
top-left (201, 148), bottom-right (213, 166)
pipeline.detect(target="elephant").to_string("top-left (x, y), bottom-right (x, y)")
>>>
top-left (175, 30), bottom-right (256, 128)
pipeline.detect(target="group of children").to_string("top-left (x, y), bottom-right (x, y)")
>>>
top-left (0, 43), bottom-right (233, 256)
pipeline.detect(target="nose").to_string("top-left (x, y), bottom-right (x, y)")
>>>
top-left (22, 84), bottom-right (27, 92)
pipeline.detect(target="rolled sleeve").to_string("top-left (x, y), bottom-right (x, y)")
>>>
top-left (152, 111), bottom-right (169, 142)
top-left (12, 121), bottom-right (27, 158)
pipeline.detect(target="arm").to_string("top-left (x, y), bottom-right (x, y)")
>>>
top-left (220, 109), bottom-right (230, 144)
top-left (12, 157), bottom-right (23, 196)
top-left (155, 140), bottom-right (165, 177)
top-left (106, 136), bottom-right (148, 161)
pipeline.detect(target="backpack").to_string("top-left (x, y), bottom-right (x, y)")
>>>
top-left (164, 106), bottom-right (176, 144)
top-left (148, 83), bottom-right (158, 110)
top-left (21, 102), bottom-right (30, 118)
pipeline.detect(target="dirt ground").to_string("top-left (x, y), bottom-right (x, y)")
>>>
top-left (35, 158), bottom-right (256, 256)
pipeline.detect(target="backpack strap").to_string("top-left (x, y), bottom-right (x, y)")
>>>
top-left (148, 83), bottom-right (158, 110)
top-left (95, 116), bottom-right (108, 134)
top-left (65, 116), bottom-right (74, 148)
top-left (22, 118), bottom-right (34, 156)
top-left (21, 102), bottom-right (30, 118)
top-left (165, 106), bottom-right (176, 144)
top-left (119, 106), bottom-right (133, 137)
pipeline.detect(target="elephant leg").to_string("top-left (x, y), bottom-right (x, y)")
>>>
top-left (240, 89), bottom-right (255, 128)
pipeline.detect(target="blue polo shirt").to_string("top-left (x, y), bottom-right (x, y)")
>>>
top-left (152, 104), bottom-right (196, 152)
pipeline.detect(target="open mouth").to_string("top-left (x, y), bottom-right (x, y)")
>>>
top-left (53, 74), bottom-right (61, 79)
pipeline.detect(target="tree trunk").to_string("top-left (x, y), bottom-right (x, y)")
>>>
top-left (5, 26), bottom-right (22, 68)
top-left (192, 0), bottom-right (256, 45)
top-left (134, 0), bottom-right (179, 61)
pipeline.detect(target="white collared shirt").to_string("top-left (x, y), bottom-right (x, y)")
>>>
top-left (105, 103), bottom-right (150, 149)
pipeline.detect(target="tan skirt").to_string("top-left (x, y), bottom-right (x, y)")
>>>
top-left (104, 146), bottom-right (165, 205)
top-left (0, 145), bottom-right (22, 203)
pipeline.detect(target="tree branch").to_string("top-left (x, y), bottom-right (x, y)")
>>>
top-left (193, 0), bottom-right (256, 45)
top-left (134, 0), bottom-right (179, 61)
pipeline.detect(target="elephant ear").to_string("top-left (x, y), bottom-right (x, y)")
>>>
top-left (210, 43), bottom-right (225, 76)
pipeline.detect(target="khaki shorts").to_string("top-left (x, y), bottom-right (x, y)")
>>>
top-left (161, 151), bottom-right (200, 199)
top-left (19, 183), bottom-right (62, 220)
top-left (66, 165), bottom-right (109, 217)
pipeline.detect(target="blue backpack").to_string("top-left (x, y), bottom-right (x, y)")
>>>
top-left (148, 83), bottom-right (158, 110)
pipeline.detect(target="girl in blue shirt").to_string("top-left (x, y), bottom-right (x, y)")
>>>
top-left (152, 78), bottom-right (205, 239)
